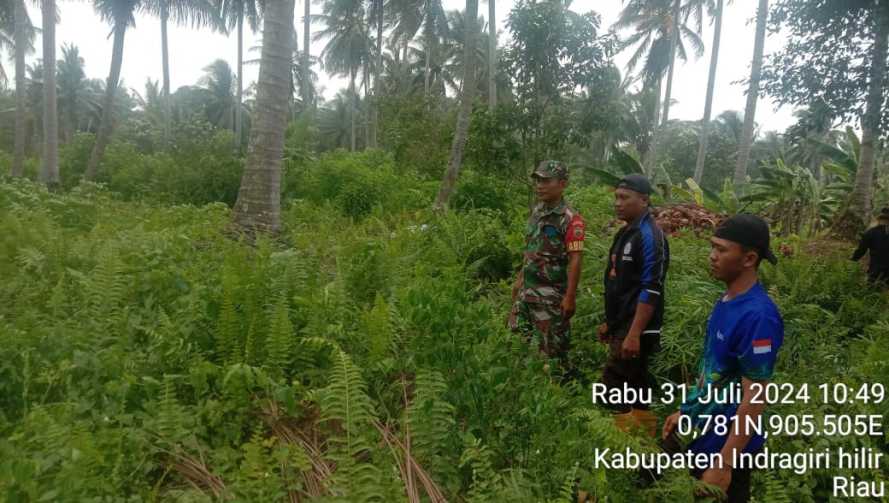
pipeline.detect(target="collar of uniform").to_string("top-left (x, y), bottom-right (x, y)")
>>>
top-left (535, 198), bottom-right (567, 216)
top-left (626, 208), bottom-right (651, 229)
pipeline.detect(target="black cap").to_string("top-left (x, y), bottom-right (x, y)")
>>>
top-left (616, 174), bottom-right (652, 195)
top-left (879, 207), bottom-right (889, 220)
top-left (714, 214), bottom-right (777, 265)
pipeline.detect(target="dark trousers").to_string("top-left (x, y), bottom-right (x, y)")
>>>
top-left (867, 268), bottom-right (889, 287)
top-left (691, 464), bottom-right (753, 502)
top-left (661, 433), bottom-right (755, 502)
top-left (600, 326), bottom-right (660, 412)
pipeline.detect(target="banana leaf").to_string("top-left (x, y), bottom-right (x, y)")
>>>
top-left (588, 168), bottom-right (623, 186)
top-left (609, 147), bottom-right (643, 175)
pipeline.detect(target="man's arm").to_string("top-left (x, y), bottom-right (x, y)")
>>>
top-left (851, 230), bottom-right (871, 261)
top-left (621, 303), bottom-right (654, 359)
top-left (511, 272), bottom-right (523, 302)
top-left (699, 377), bottom-right (767, 493)
top-left (719, 377), bottom-right (767, 465)
top-left (561, 251), bottom-right (582, 318)
top-left (623, 224), bottom-right (666, 358)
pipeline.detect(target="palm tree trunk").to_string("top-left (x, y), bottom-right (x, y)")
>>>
top-left (487, 0), bottom-right (496, 111)
top-left (694, 0), bottom-right (723, 184)
top-left (423, 6), bottom-right (434, 99)
top-left (235, 9), bottom-right (244, 152)
top-left (85, 25), bottom-right (127, 181)
top-left (434, 0), bottom-right (478, 210)
top-left (659, 0), bottom-right (681, 126)
top-left (41, 0), bottom-right (59, 186)
top-left (641, 76), bottom-right (662, 173)
top-left (231, 0), bottom-right (295, 235)
top-left (646, 0), bottom-right (681, 177)
top-left (833, 2), bottom-right (888, 237)
top-left (363, 64), bottom-right (370, 149)
top-left (424, 25), bottom-right (432, 98)
top-left (303, 0), bottom-right (311, 109)
top-left (371, 0), bottom-right (382, 148)
top-left (350, 63), bottom-right (356, 151)
top-left (734, 0), bottom-right (768, 189)
top-left (12, 0), bottom-right (27, 178)
top-left (401, 37), bottom-right (410, 92)
top-left (160, 1), bottom-right (172, 142)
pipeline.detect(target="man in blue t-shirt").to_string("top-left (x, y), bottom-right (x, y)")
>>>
top-left (662, 214), bottom-right (784, 503)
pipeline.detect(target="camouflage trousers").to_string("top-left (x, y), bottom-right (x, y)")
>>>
top-left (508, 300), bottom-right (570, 360)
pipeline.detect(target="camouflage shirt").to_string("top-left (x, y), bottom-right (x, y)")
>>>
top-left (519, 199), bottom-right (585, 305)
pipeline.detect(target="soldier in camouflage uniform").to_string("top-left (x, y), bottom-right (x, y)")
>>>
top-left (508, 160), bottom-right (585, 366)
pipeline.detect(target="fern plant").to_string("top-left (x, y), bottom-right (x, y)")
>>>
top-left (312, 350), bottom-right (384, 502)
top-left (405, 369), bottom-right (457, 486)
top-left (459, 434), bottom-right (502, 503)
top-left (266, 293), bottom-right (294, 380)
top-left (215, 275), bottom-right (241, 365)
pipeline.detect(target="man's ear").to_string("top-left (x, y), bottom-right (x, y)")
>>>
top-left (559, 179), bottom-right (568, 189)
top-left (742, 249), bottom-right (760, 269)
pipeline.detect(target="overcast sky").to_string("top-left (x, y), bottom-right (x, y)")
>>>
top-left (13, 0), bottom-right (801, 132)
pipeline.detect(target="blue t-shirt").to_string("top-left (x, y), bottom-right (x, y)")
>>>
top-left (680, 282), bottom-right (784, 455)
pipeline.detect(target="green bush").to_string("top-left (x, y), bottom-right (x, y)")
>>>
top-left (452, 170), bottom-right (514, 213)
top-left (378, 95), bottom-right (454, 178)
top-left (286, 150), bottom-right (430, 219)
top-left (0, 151), bottom-right (10, 176)
top-left (93, 121), bottom-right (243, 206)
top-left (59, 133), bottom-right (95, 188)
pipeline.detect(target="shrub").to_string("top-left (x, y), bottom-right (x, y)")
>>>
top-left (94, 122), bottom-right (243, 206)
top-left (452, 170), bottom-right (513, 214)
top-left (286, 150), bottom-right (430, 219)
top-left (59, 133), bottom-right (96, 188)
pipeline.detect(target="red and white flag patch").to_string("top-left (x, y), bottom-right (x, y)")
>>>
top-left (752, 338), bottom-right (772, 354)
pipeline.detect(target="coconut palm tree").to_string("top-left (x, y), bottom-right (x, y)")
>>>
top-left (733, 0), bottom-right (768, 189)
top-left (57, 44), bottom-right (100, 143)
top-left (85, 0), bottom-right (141, 180)
top-left (369, 0), bottom-right (382, 147)
top-left (133, 78), bottom-right (166, 128)
top-left (41, 0), bottom-right (59, 186)
top-left (317, 89), bottom-right (354, 150)
top-left (218, 0), bottom-right (262, 152)
top-left (303, 0), bottom-right (311, 110)
top-left (693, 0), bottom-right (723, 183)
top-left (784, 101), bottom-right (834, 181)
top-left (439, 9), bottom-right (493, 97)
top-left (615, 0), bottom-right (704, 172)
top-left (486, 0), bottom-right (495, 110)
top-left (387, 0), bottom-right (448, 98)
top-left (714, 109), bottom-right (745, 145)
top-left (434, 0), bottom-right (478, 210)
top-left (834, 1), bottom-right (888, 234)
top-left (199, 58), bottom-right (240, 129)
top-left (313, 0), bottom-right (370, 151)
top-left (9, 0), bottom-right (36, 177)
top-left (150, 0), bottom-right (221, 137)
top-left (231, 0), bottom-right (296, 235)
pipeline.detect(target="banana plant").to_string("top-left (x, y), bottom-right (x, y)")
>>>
top-left (741, 158), bottom-right (839, 236)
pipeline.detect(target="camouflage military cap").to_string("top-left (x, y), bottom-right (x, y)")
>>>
top-left (531, 160), bottom-right (568, 180)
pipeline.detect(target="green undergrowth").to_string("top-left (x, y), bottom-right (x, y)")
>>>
top-left (0, 174), bottom-right (887, 502)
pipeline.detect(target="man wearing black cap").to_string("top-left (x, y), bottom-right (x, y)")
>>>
top-left (599, 174), bottom-right (669, 436)
top-left (851, 207), bottom-right (889, 287)
top-left (662, 214), bottom-right (784, 502)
